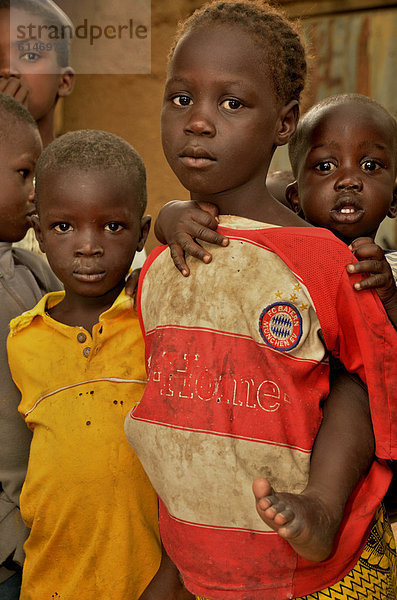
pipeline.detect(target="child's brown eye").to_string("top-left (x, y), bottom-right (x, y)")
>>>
top-left (105, 222), bottom-right (123, 233)
top-left (361, 160), bottom-right (380, 172)
top-left (314, 162), bottom-right (336, 172)
top-left (220, 99), bottom-right (243, 110)
top-left (54, 223), bottom-right (71, 233)
top-left (172, 95), bottom-right (192, 107)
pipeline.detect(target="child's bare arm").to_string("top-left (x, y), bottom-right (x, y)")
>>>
top-left (138, 545), bottom-right (194, 600)
top-left (155, 201), bottom-right (229, 276)
top-left (0, 76), bottom-right (29, 107)
top-left (346, 237), bottom-right (397, 328)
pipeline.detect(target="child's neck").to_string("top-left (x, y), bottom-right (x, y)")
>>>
top-left (37, 108), bottom-right (56, 149)
top-left (191, 183), bottom-right (307, 228)
top-left (331, 231), bottom-right (354, 246)
top-left (48, 281), bottom-right (125, 334)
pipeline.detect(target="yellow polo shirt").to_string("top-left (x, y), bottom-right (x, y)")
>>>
top-left (7, 289), bottom-right (161, 600)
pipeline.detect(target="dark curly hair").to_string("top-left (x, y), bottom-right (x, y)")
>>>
top-left (168, 0), bottom-right (307, 105)
top-left (0, 91), bottom-right (38, 139)
top-left (35, 130), bottom-right (147, 216)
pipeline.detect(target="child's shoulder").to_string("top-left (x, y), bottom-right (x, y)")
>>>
top-left (263, 227), bottom-right (356, 306)
top-left (12, 247), bottom-right (62, 293)
top-left (223, 223), bottom-right (355, 314)
top-left (217, 219), bottom-right (352, 272)
top-left (261, 225), bottom-right (352, 270)
top-left (8, 291), bottom-right (63, 339)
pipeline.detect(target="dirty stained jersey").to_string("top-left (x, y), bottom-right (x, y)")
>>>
top-left (125, 215), bottom-right (397, 600)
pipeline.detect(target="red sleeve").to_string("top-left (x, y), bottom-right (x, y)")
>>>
top-left (136, 244), bottom-right (168, 338)
top-left (136, 244), bottom-right (170, 377)
top-left (330, 268), bottom-right (396, 459)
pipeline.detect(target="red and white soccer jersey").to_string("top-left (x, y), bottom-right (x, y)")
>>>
top-left (125, 217), bottom-right (397, 600)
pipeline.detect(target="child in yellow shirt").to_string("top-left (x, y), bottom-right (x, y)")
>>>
top-left (7, 129), bottom-right (186, 600)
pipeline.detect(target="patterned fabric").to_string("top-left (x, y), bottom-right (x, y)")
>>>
top-left (298, 505), bottom-right (397, 600)
top-left (195, 507), bottom-right (397, 600)
top-left (126, 216), bottom-right (397, 600)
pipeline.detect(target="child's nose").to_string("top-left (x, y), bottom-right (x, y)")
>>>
top-left (75, 233), bottom-right (104, 256)
top-left (335, 170), bottom-right (363, 192)
top-left (184, 104), bottom-right (216, 137)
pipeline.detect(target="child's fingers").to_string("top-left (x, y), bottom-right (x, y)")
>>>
top-left (190, 222), bottom-right (229, 247)
top-left (187, 207), bottom-right (228, 245)
top-left (169, 242), bottom-right (191, 277)
top-left (0, 77), bottom-right (29, 106)
top-left (352, 273), bottom-right (390, 291)
top-left (196, 200), bottom-right (220, 220)
top-left (0, 77), bottom-right (20, 95)
top-left (346, 259), bottom-right (385, 276)
top-left (14, 84), bottom-right (29, 107)
top-left (154, 200), bottom-right (225, 246)
top-left (348, 238), bottom-right (384, 260)
top-left (348, 236), bottom-right (373, 251)
top-left (176, 234), bottom-right (214, 265)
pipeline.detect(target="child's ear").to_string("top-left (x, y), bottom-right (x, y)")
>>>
top-left (274, 100), bottom-right (299, 147)
top-left (387, 182), bottom-right (397, 219)
top-left (285, 181), bottom-right (301, 214)
top-left (31, 215), bottom-right (46, 254)
top-left (136, 215), bottom-right (151, 252)
top-left (58, 67), bottom-right (75, 98)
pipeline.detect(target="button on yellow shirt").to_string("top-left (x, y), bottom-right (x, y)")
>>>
top-left (7, 289), bottom-right (161, 600)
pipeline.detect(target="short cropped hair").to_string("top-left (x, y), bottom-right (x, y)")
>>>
top-left (0, 0), bottom-right (73, 66)
top-left (289, 93), bottom-right (397, 176)
top-left (169, 0), bottom-right (307, 105)
top-left (0, 91), bottom-right (38, 139)
top-left (35, 130), bottom-right (147, 217)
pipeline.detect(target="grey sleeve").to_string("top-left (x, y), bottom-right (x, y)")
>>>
top-left (0, 365), bottom-right (31, 565)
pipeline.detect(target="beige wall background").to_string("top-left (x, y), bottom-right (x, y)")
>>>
top-left (58, 0), bottom-right (397, 251)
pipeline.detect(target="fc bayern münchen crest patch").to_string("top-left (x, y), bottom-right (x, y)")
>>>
top-left (259, 302), bottom-right (302, 351)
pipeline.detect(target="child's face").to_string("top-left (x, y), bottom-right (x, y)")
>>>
top-left (161, 24), bottom-right (294, 212)
top-left (0, 120), bottom-right (42, 242)
top-left (0, 8), bottom-right (74, 124)
top-left (34, 168), bottom-right (150, 299)
top-left (291, 103), bottom-right (397, 243)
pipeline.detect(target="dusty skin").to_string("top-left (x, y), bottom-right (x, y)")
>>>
top-left (253, 478), bottom-right (342, 562)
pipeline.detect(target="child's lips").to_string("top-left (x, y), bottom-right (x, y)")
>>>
top-left (330, 197), bottom-right (364, 224)
top-left (73, 270), bottom-right (106, 283)
top-left (180, 156), bottom-right (215, 168)
top-left (179, 146), bottom-right (216, 168)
